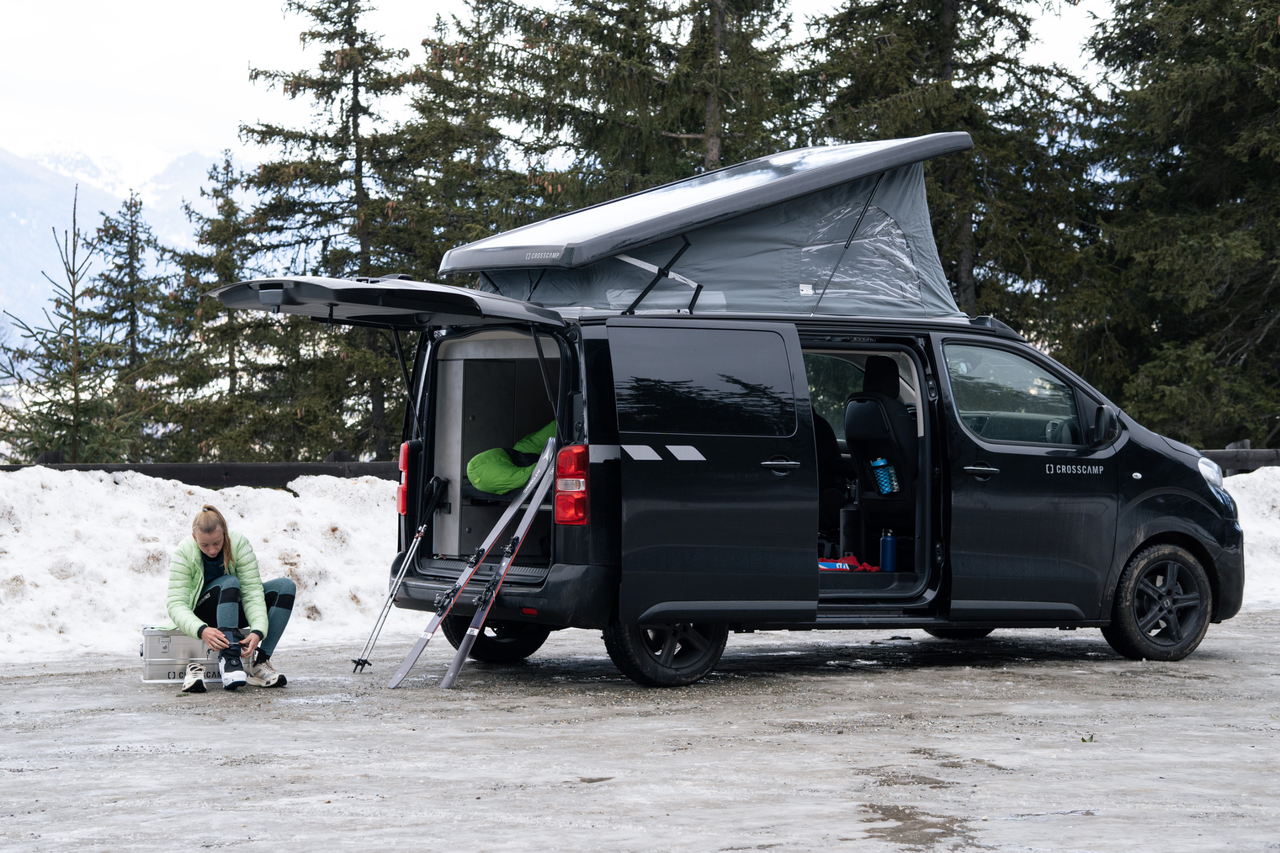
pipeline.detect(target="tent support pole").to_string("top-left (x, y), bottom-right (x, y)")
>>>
top-left (810, 172), bottom-right (885, 317)
top-left (622, 235), bottom-right (691, 315)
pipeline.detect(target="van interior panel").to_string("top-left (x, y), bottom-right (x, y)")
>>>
top-left (431, 331), bottom-right (560, 562)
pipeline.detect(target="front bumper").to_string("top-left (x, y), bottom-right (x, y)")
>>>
top-left (394, 562), bottom-right (618, 630)
top-left (1212, 521), bottom-right (1245, 622)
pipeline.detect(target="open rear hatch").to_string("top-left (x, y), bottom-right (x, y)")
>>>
top-left (210, 275), bottom-right (567, 331)
top-left (212, 275), bottom-right (571, 591)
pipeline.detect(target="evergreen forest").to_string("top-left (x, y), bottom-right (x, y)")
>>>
top-left (2, 0), bottom-right (1277, 462)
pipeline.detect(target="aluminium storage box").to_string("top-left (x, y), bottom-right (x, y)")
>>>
top-left (140, 626), bottom-right (218, 684)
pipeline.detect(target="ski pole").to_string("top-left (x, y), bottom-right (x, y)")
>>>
top-left (387, 438), bottom-right (557, 689)
top-left (352, 477), bottom-right (447, 673)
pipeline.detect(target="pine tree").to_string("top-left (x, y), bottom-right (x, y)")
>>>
top-left (1080, 0), bottom-right (1280, 448)
top-left (366, 3), bottom-right (540, 279)
top-left (0, 191), bottom-right (134, 463)
top-left (470, 0), bottom-right (799, 208)
top-left (803, 0), bottom-right (1093, 318)
top-left (375, 1), bottom-right (566, 279)
top-left (86, 191), bottom-right (165, 460)
top-left (242, 0), bottom-right (410, 460)
top-left (164, 155), bottom-right (361, 462)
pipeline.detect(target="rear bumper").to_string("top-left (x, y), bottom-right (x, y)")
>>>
top-left (394, 562), bottom-right (618, 630)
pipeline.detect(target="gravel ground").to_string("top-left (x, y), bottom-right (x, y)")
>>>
top-left (3, 612), bottom-right (1279, 852)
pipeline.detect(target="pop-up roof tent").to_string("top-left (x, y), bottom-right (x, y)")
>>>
top-left (438, 132), bottom-right (972, 320)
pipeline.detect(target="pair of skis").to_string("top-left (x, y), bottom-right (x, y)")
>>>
top-left (352, 476), bottom-right (449, 673)
top-left (386, 437), bottom-right (557, 689)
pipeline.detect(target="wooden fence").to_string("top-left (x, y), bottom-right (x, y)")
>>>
top-left (0, 461), bottom-right (399, 489)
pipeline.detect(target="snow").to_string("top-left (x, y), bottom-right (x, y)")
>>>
top-left (1224, 467), bottom-right (1280, 609)
top-left (0, 467), bottom-right (410, 662)
top-left (0, 465), bottom-right (1277, 663)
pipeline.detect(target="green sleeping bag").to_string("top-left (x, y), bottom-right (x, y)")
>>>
top-left (466, 421), bottom-right (557, 495)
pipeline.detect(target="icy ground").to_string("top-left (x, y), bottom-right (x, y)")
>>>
top-left (0, 465), bottom-right (1277, 661)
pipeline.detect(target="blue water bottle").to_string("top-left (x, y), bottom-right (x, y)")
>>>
top-left (870, 458), bottom-right (900, 494)
top-left (879, 529), bottom-right (897, 573)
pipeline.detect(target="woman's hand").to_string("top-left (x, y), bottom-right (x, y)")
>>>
top-left (241, 632), bottom-right (260, 658)
top-left (202, 628), bottom-right (230, 651)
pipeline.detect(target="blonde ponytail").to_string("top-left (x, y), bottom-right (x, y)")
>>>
top-left (192, 504), bottom-right (236, 574)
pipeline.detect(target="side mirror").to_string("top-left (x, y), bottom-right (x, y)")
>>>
top-left (1091, 405), bottom-right (1120, 447)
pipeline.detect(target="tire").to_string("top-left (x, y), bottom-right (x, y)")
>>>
top-left (602, 621), bottom-right (728, 687)
top-left (440, 616), bottom-right (552, 664)
top-left (924, 627), bottom-right (994, 640)
top-left (1101, 544), bottom-right (1212, 662)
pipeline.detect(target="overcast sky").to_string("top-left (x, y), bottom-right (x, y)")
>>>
top-left (0, 0), bottom-right (1109, 186)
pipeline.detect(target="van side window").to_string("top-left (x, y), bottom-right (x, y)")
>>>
top-left (803, 353), bottom-right (864, 431)
top-left (944, 343), bottom-right (1082, 445)
top-left (612, 327), bottom-right (796, 436)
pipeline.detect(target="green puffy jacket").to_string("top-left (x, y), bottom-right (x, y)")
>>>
top-left (160, 531), bottom-right (270, 641)
top-left (466, 421), bottom-right (557, 495)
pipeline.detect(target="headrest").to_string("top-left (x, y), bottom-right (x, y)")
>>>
top-left (862, 356), bottom-right (900, 397)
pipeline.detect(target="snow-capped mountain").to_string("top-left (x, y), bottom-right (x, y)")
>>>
top-left (0, 148), bottom-right (229, 333)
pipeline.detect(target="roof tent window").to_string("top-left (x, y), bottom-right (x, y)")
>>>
top-left (806, 207), bottom-right (924, 313)
top-left (611, 327), bottom-right (797, 436)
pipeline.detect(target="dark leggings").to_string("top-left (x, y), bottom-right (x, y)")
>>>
top-left (194, 575), bottom-right (295, 658)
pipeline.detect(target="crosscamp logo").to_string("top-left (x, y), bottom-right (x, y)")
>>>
top-left (525, 251), bottom-right (562, 260)
top-left (1046, 464), bottom-right (1104, 474)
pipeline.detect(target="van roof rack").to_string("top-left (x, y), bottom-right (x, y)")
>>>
top-left (969, 315), bottom-right (1025, 340)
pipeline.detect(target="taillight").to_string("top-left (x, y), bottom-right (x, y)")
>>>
top-left (397, 441), bottom-right (409, 515)
top-left (554, 444), bottom-right (589, 525)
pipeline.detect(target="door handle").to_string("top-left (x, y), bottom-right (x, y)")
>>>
top-left (963, 464), bottom-right (1000, 477)
top-left (761, 460), bottom-right (801, 470)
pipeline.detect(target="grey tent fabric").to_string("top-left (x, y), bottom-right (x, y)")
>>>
top-left (482, 162), bottom-right (964, 320)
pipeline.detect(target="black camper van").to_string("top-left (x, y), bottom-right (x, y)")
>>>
top-left (215, 132), bottom-right (1244, 687)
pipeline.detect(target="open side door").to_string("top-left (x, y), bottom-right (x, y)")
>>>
top-left (211, 275), bottom-right (567, 330)
top-left (607, 318), bottom-right (819, 625)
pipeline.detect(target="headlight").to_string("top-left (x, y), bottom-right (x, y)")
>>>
top-left (1198, 456), bottom-right (1224, 489)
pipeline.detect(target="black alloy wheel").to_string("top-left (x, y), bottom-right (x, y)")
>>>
top-left (440, 616), bottom-right (552, 664)
top-left (1101, 544), bottom-right (1212, 662)
top-left (602, 621), bottom-right (729, 687)
top-left (923, 628), bottom-right (994, 641)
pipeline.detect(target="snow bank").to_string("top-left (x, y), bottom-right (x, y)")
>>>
top-left (0, 467), bottom-right (409, 661)
top-left (0, 465), bottom-right (1276, 662)
top-left (1225, 467), bottom-right (1280, 610)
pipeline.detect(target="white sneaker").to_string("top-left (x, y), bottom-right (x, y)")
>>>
top-left (246, 654), bottom-right (286, 688)
top-left (219, 651), bottom-right (247, 691)
top-left (181, 662), bottom-right (207, 693)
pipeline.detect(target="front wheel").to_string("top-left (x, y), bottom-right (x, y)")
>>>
top-left (440, 616), bottom-right (552, 664)
top-left (602, 621), bottom-right (728, 687)
top-left (1101, 544), bottom-right (1212, 661)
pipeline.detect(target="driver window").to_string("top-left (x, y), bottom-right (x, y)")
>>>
top-left (944, 343), bottom-right (1082, 445)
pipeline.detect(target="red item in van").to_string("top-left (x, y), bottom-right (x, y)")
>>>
top-left (818, 557), bottom-right (879, 572)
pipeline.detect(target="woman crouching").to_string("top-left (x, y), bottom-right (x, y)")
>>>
top-left (165, 505), bottom-right (295, 692)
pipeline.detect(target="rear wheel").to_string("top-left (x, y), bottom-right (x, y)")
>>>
top-left (924, 627), bottom-right (994, 640)
top-left (602, 621), bottom-right (728, 687)
top-left (1101, 544), bottom-right (1212, 661)
top-left (440, 616), bottom-right (552, 664)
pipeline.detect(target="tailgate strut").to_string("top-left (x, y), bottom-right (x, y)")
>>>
top-left (391, 330), bottom-right (419, 434)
